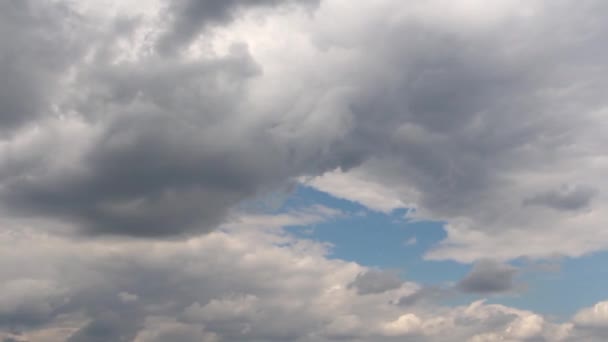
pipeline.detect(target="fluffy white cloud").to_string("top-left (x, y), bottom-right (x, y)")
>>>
top-left (573, 301), bottom-right (608, 328)
top-left (0, 210), bottom-right (605, 341)
top-left (381, 313), bottom-right (422, 337)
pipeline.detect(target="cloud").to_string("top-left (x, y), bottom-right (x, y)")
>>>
top-left (66, 310), bottom-right (142, 342)
top-left (348, 269), bottom-right (403, 295)
top-left (0, 0), bottom-right (608, 258)
top-left (2, 337), bottom-right (27, 342)
top-left (457, 260), bottom-right (519, 294)
top-left (524, 184), bottom-right (598, 211)
top-left (156, 0), bottom-right (319, 54)
top-left (397, 286), bottom-right (450, 307)
top-left (0, 0), bottom-right (87, 133)
top-left (0, 213), bottom-right (598, 342)
top-left (0, 0), bottom-right (352, 237)
top-left (2, 2), bottom-right (608, 340)
top-left (573, 301), bottom-right (608, 328)
top-left (284, 0), bottom-right (608, 261)
top-left (0, 279), bottom-right (66, 330)
top-left (381, 313), bottom-right (422, 337)
top-left (134, 321), bottom-right (217, 342)
top-left (302, 169), bottom-right (408, 213)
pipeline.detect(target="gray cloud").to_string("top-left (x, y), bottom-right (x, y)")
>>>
top-left (348, 269), bottom-right (403, 295)
top-left (2, 46), bottom-right (272, 237)
top-left (0, 0), bottom-right (86, 134)
top-left (66, 311), bottom-right (142, 342)
top-left (3, 1), bottom-right (608, 341)
top-left (397, 286), bottom-right (450, 307)
top-left (457, 260), bottom-right (518, 294)
top-left (302, 0), bottom-right (608, 261)
top-left (524, 184), bottom-right (598, 211)
top-left (0, 4), bottom-right (347, 236)
top-left (156, 0), bottom-right (319, 54)
top-left (1, 0), bottom-right (608, 246)
top-left (3, 337), bottom-right (26, 342)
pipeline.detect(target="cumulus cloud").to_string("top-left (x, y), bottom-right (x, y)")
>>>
top-left (397, 286), bottom-right (450, 307)
top-left (2, 0), bottom-right (608, 340)
top-left (292, 0), bottom-right (608, 261)
top-left (0, 0), bottom-right (351, 237)
top-left (348, 269), bottom-right (404, 295)
top-left (0, 213), bottom-right (601, 342)
top-left (0, 0), bottom-right (607, 259)
top-left (573, 301), bottom-right (608, 328)
top-left (457, 260), bottom-right (519, 295)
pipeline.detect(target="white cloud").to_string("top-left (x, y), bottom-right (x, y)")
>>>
top-left (381, 313), bottom-right (422, 337)
top-left (301, 169), bottom-right (409, 213)
top-left (0, 210), bottom-right (606, 341)
top-left (573, 301), bottom-right (608, 328)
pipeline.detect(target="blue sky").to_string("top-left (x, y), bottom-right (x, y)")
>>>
top-left (279, 185), bottom-right (608, 319)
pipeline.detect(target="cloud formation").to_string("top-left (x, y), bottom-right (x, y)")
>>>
top-left (348, 269), bottom-right (403, 295)
top-left (457, 260), bottom-right (519, 294)
top-left (0, 214), bottom-right (602, 342)
top-left (156, 0), bottom-right (319, 54)
top-left (2, 0), bottom-right (608, 340)
top-left (0, 0), bottom-right (87, 133)
top-left (1, 0), bottom-right (607, 256)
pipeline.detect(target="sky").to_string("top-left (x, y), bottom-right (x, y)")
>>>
top-left (1, 0), bottom-right (608, 341)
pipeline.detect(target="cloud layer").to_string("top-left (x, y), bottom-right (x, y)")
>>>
top-left (0, 213), bottom-right (604, 342)
top-left (1, 0), bottom-right (607, 257)
top-left (2, 0), bottom-right (608, 340)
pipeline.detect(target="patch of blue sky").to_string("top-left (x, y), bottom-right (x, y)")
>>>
top-left (491, 251), bottom-right (608, 319)
top-left (262, 185), bottom-right (608, 318)
top-left (281, 186), bottom-right (469, 286)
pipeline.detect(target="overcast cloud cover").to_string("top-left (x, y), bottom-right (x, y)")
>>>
top-left (2, 0), bottom-right (608, 341)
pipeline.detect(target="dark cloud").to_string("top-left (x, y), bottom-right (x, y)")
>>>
top-left (136, 324), bottom-right (210, 342)
top-left (397, 286), bottom-right (449, 306)
top-left (1, 45), bottom-right (273, 237)
top-left (1, 0), bottom-right (607, 244)
top-left (457, 260), bottom-right (518, 294)
top-left (0, 11), bottom-right (346, 237)
top-left (3, 337), bottom-right (27, 342)
top-left (0, 0), bottom-right (86, 133)
top-left (524, 184), bottom-right (598, 211)
top-left (0, 0), bottom-right (607, 256)
top-left (348, 269), bottom-right (403, 295)
top-left (156, 0), bottom-right (319, 54)
top-left (66, 311), bottom-right (142, 342)
top-left (0, 279), bottom-right (65, 332)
